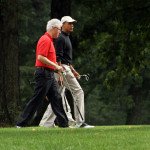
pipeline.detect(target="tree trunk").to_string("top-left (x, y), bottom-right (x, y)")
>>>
top-left (51, 0), bottom-right (71, 19)
top-left (0, 0), bottom-right (20, 126)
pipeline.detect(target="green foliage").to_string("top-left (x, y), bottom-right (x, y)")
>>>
top-left (18, 0), bottom-right (51, 66)
top-left (72, 0), bottom-right (150, 124)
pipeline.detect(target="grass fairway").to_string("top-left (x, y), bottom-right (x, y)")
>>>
top-left (0, 125), bottom-right (150, 150)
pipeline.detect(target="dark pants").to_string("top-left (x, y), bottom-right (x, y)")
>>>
top-left (17, 68), bottom-right (68, 127)
top-left (31, 97), bottom-right (49, 126)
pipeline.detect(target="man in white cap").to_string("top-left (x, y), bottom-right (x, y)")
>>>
top-left (16, 19), bottom-right (68, 128)
top-left (39, 16), bottom-right (94, 128)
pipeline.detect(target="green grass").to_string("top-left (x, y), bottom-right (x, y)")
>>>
top-left (0, 125), bottom-right (150, 150)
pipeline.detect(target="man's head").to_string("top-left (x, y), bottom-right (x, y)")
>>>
top-left (61, 16), bottom-right (77, 33)
top-left (46, 19), bottom-right (62, 38)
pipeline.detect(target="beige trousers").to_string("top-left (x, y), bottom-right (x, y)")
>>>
top-left (39, 64), bottom-right (85, 127)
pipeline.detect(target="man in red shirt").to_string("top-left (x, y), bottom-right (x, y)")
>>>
top-left (16, 19), bottom-right (68, 128)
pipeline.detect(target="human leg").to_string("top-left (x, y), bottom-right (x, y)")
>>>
top-left (62, 65), bottom-right (85, 125)
top-left (39, 76), bottom-right (75, 127)
top-left (62, 65), bottom-right (95, 128)
top-left (39, 104), bottom-right (56, 127)
top-left (16, 69), bottom-right (50, 127)
top-left (31, 97), bottom-right (49, 126)
top-left (47, 76), bottom-right (68, 127)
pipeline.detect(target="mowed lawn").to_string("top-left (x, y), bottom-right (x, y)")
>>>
top-left (0, 125), bottom-right (150, 150)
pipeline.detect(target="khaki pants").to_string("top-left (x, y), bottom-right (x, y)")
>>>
top-left (39, 64), bottom-right (85, 127)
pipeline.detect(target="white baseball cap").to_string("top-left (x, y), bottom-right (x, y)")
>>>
top-left (61, 16), bottom-right (77, 24)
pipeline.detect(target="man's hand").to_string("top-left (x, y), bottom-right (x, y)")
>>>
top-left (55, 65), bottom-right (63, 72)
top-left (57, 72), bottom-right (63, 86)
top-left (72, 70), bottom-right (80, 79)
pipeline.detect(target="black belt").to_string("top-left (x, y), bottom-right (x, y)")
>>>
top-left (36, 67), bottom-right (54, 72)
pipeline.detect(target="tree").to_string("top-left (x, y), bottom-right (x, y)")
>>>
top-left (0, 0), bottom-right (20, 125)
top-left (72, 0), bottom-right (150, 124)
top-left (51, 0), bottom-right (71, 19)
top-left (2, 0), bottom-right (149, 126)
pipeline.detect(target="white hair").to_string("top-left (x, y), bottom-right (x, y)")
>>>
top-left (46, 19), bottom-right (62, 31)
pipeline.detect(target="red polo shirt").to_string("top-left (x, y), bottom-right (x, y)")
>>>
top-left (35, 32), bottom-right (56, 70)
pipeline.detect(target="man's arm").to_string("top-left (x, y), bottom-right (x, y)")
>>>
top-left (37, 55), bottom-right (63, 72)
top-left (70, 65), bottom-right (80, 78)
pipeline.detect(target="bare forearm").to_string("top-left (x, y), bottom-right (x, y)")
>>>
top-left (70, 65), bottom-right (80, 77)
top-left (37, 55), bottom-right (59, 70)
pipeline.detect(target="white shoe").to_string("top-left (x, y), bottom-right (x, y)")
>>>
top-left (77, 123), bottom-right (95, 128)
top-left (39, 123), bottom-right (56, 128)
top-left (16, 125), bottom-right (22, 128)
top-left (69, 125), bottom-right (76, 128)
